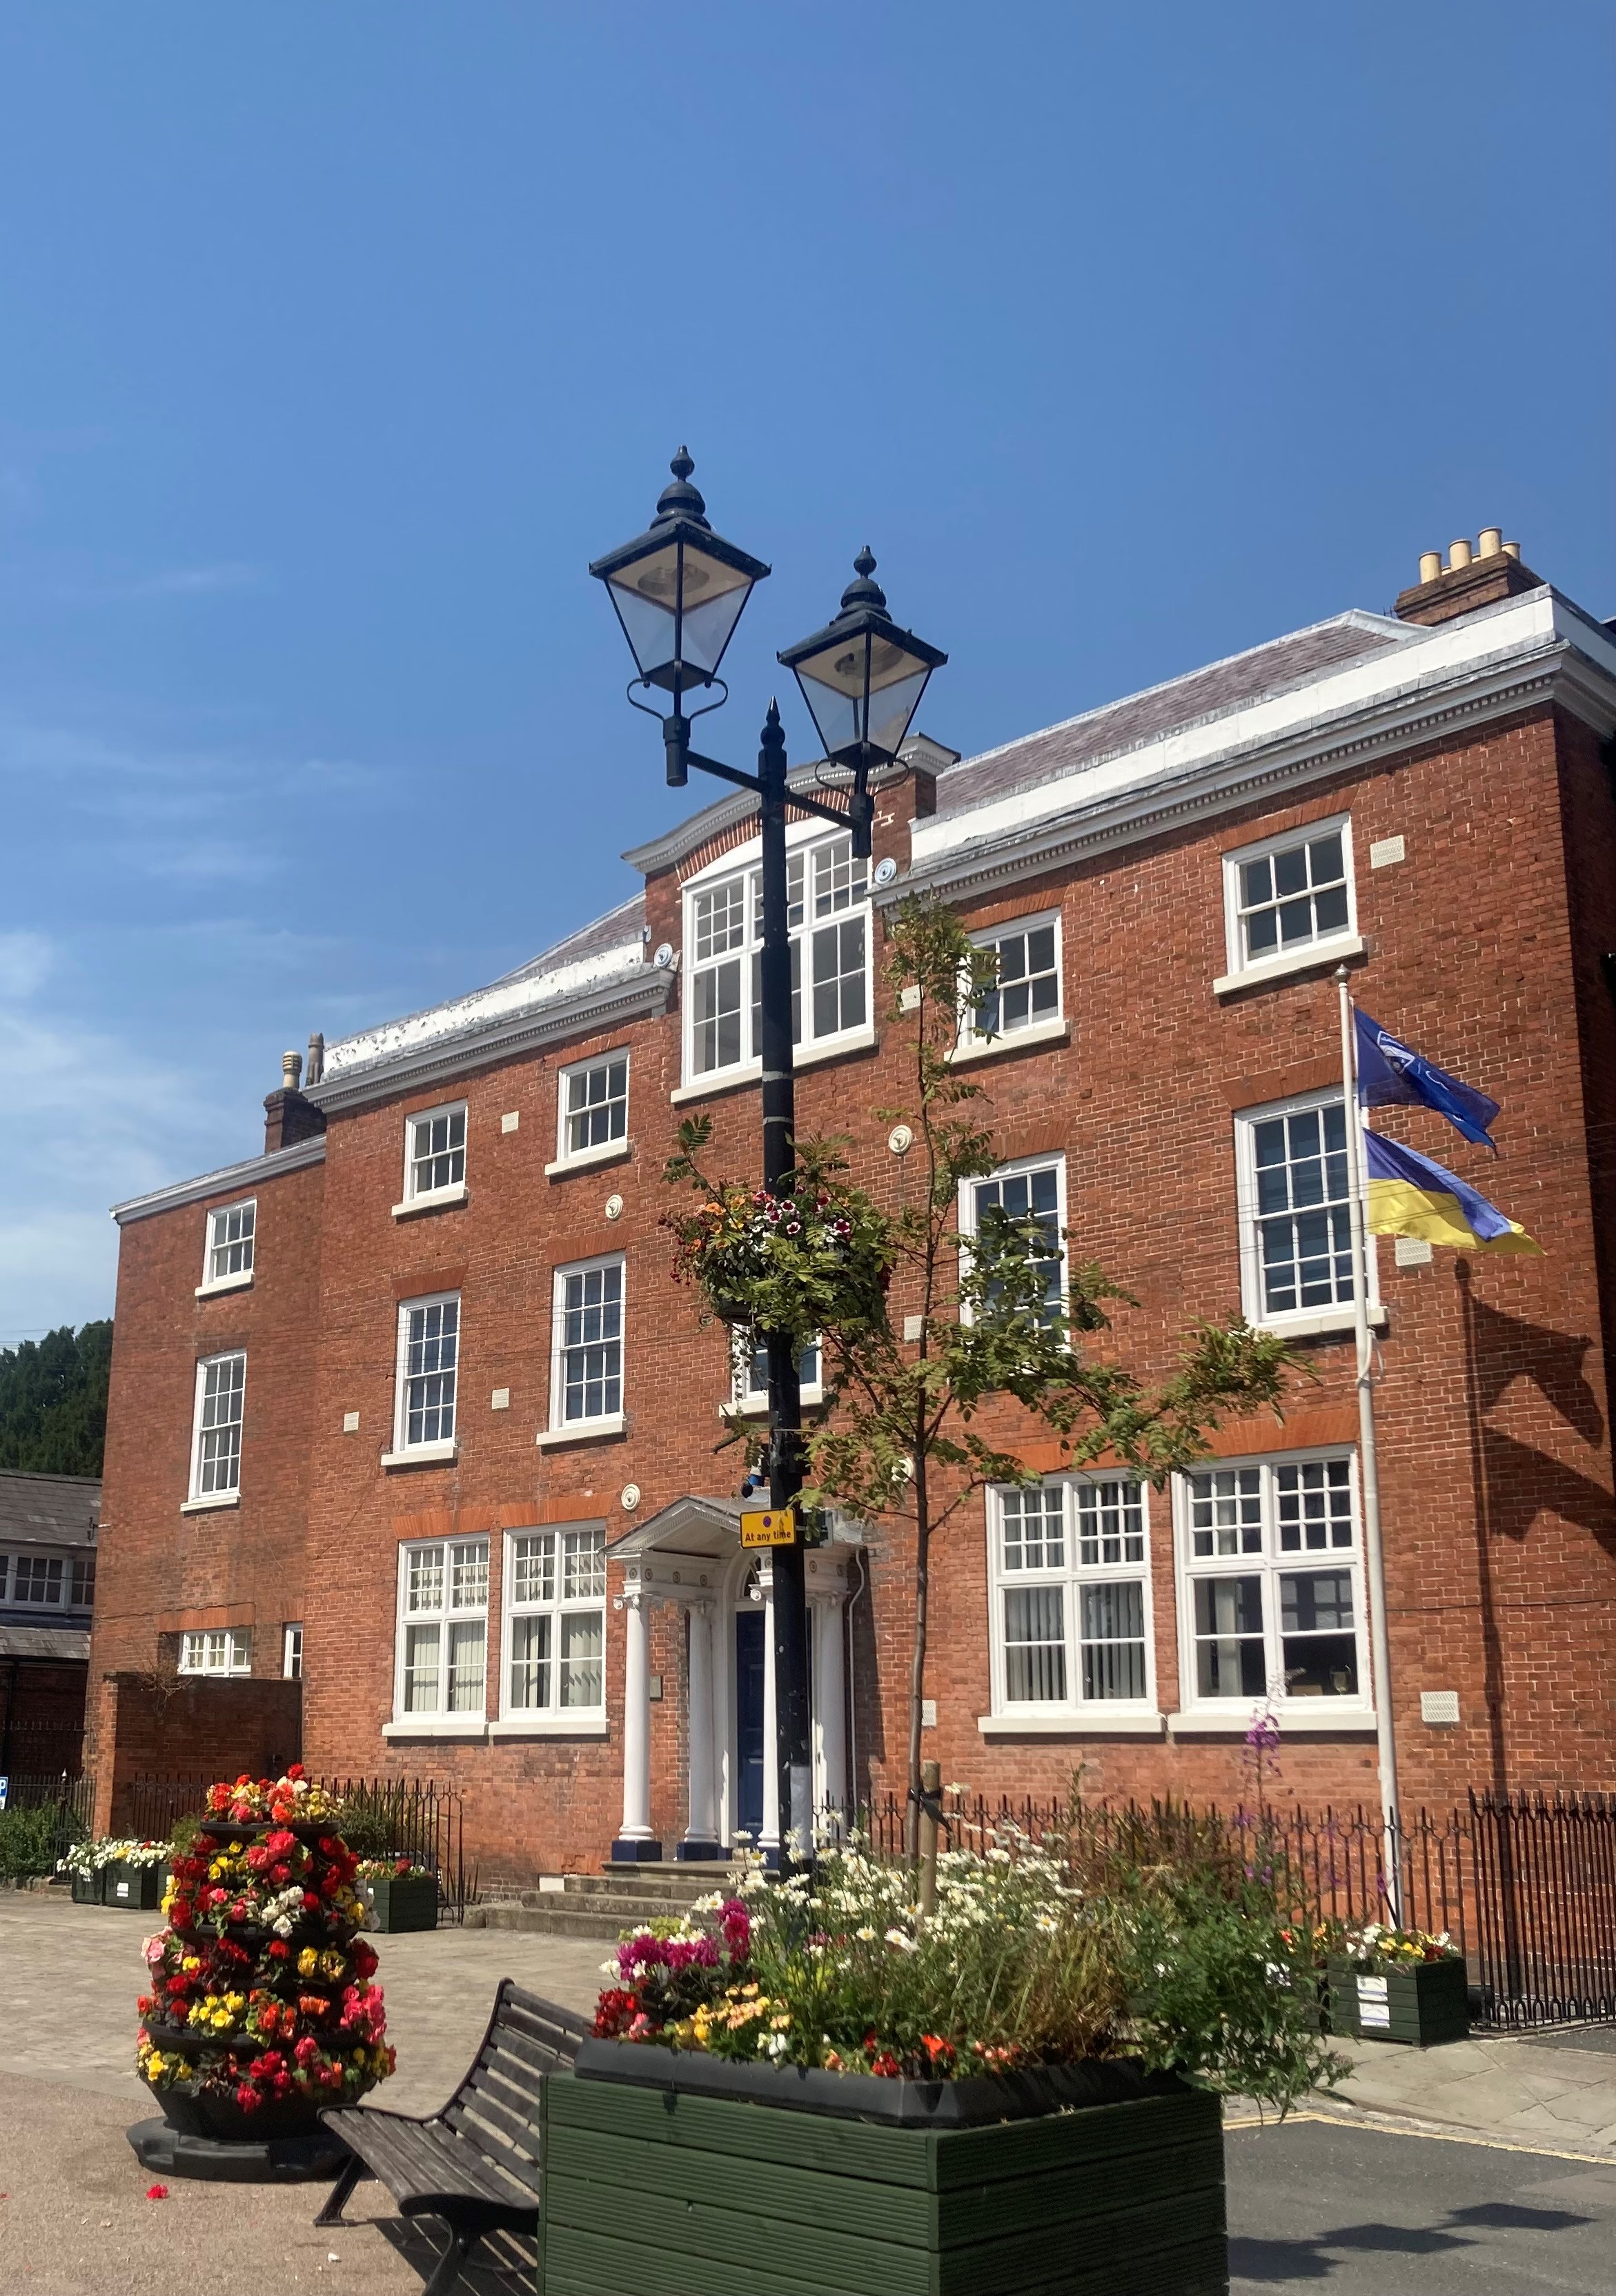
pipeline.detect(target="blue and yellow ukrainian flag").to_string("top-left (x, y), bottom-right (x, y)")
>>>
top-left (1364, 1131), bottom-right (1541, 1254)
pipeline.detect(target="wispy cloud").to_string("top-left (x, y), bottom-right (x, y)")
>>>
top-left (31, 560), bottom-right (265, 604)
top-left (0, 931), bottom-right (53, 998)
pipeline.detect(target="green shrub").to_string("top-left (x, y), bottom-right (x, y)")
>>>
top-left (0, 1804), bottom-right (76, 1879)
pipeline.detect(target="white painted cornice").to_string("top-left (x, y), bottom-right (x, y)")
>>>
top-left (890, 592), bottom-right (1616, 909)
top-left (308, 967), bottom-right (673, 1115)
top-left (111, 1135), bottom-right (327, 1227)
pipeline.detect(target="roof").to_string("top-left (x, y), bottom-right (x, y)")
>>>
top-left (0, 1470), bottom-right (101, 1546)
top-left (112, 1134), bottom-right (326, 1228)
top-left (933, 612), bottom-right (1413, 823)
top-left (493, 893), bottom-right (646, 984)
top-left (0, 1623), bottom-right (90, 1661)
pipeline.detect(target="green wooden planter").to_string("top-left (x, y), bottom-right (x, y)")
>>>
top-left (366, 1872), bottom-right (438, 1932)
top-left (1327, 1955), bottom-right (1470, 2046)
top-left (70, 1868), bottom-right (104, 1904)
top-left (104, 1861), bottom-right (164, 1912)
top-left (538, 2051), bottom-right (1228, 2295)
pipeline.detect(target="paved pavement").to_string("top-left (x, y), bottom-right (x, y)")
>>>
top-left (6, 1889), bottom-right (1616, 2292)
top-left (1327, 2025), bottom-right (1616, 2157)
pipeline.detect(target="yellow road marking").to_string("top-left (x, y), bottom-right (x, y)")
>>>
top-left (1225, 2106), bottom-right (1616, 2166)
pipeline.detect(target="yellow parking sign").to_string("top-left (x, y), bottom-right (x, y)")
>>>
top-left (740, 1507), bottom-right (796, 1548)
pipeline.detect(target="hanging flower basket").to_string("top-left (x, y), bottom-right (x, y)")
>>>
top-left (663, 1176), bottom-right (890, 1347)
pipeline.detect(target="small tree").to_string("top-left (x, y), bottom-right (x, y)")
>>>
top-left (665, 896), bottom-right (1292, 1841)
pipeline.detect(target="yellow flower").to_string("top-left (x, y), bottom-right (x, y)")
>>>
top-left (297, 1948), bottom-right (318, 1977)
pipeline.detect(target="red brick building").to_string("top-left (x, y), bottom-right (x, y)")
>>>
top-left (92, 537), bottom-right (1616, 1876)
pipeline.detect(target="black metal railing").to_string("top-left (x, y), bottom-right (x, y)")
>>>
top-left (856, 1786), bottom-right (1616, 2031)
top-left (120, 1771), bottom-right (469, 1921)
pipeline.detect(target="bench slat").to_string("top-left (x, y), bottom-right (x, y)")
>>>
top-left (444, 2086), bottom-right (542, 2160)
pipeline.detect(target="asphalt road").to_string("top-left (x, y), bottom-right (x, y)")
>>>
top-left (1228, 2117), bottom-right (1616, 2294)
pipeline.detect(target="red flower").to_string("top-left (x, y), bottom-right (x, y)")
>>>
top-left (268, 1939), bottom-right (290, 1961)
top-left (302, 1890), bottom-right (321, 1913)
top-left (145, 2184), bottom-right (168, 2201)
top-left (287, 1764), bottom-right (306, 1781)
top-left (234, 2083), bottom-right (260, 2112)
top-left (869, 2052), bottom-right (902, 2079)
top-left (352, 1941), bottom-right (377, 1979)
top-left (266, 1830), bottom-right (295, 1855)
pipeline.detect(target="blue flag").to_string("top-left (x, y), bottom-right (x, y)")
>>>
top-left (1354, 1009), bottom-right (1500, 1154)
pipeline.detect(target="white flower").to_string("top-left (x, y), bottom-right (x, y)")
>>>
top-left (884, 1928), bottom-right (917, 1953)
top-left (855, 1926), bottom-right (877, 1942)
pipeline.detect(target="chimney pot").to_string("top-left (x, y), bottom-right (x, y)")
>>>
top-left (306, 1031), bottom-right (325, 1088)
top-left (282, 1050), bottom-right (303, 1091)
top-left (1419, 551), bottom-right (1442, 584)
top-left (1448, 538), bottom-right (1473, 571)
top-left (1502, 540), bottom-right (1521, 561)
top-left (1477, 527), bottom-right (1503, 560)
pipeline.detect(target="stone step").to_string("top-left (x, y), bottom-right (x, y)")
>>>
top-left (464, 1901), bottom-right (669, 1940)
top-left (519, 1888), bottom-right (712, 1923)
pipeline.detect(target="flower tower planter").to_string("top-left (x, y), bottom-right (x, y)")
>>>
top-left (128, 1769), bottom-right (396, 2181)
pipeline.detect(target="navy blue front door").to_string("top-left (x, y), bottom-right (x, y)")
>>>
top-left (735, 1610), bottom-right (766, 1837)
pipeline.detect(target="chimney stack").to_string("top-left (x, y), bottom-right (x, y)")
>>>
top-left (263, 1047), bottom-right (326, 1154)
top-left (1395, 527), bottom-right (1544, 627)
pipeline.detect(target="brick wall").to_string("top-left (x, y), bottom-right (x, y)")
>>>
top-left (97, 694), bottom-right (1616, 1872)
top-left (90, 1672), bottom-right (302, 1835)
top-left (87, 1156), bottom-right (325, 1781)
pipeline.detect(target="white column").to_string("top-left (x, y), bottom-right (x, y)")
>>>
top-left (760, 1564), bottom-right (780, 1860)
top-left (813, 1596), bottom-right (848, 1830)
top-left (616, 1590), bottom-right (655, 1851)
top-left (682, 1602), bottom-right (719, 1854)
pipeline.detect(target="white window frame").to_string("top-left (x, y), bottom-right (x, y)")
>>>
top-left (386, 1293), bottom-right (460, 1465)
top-left (493, 1524), bottom-right (609, 1736)
top-left (179, 1627), bottom-right (253, 1676)
top-left (185, 1352), bottom-right (246, 1507)
top-left (549, 1050), bottom-right (631, 1174)
top-left (394, 1099), bottom-right (469, 1217)
top-left (1216, 814), bottom-right (1362, 991)
top-left (11, 1553), bottom-right (68, 1607)
top-left (983, 1476), bottom-right (1159, 1732)
top-left (1171, 1450), bottom-right (1374, 1732)
top-left (282, 1623), bottom-right (304, 1679)
top-left (1234, 1087), bottom-right (1381, 1338)
top-left (197, 1198), bottom-right (256, 1296)
top-left (541, 1254), bottom-right (626, 1441)
top-left (958, 1153), bottom-right (1067, 1326)
top-left (731, 1329), bottom-right (824, 1414)
top-left (955, 909), bottom-right (1065, 1062)
top-left (388, 1536), bottom-right (490, 1734)
top-left (676, 822), bottom-right (876, 1094)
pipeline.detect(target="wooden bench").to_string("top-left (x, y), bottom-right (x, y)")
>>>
top-left (315, 1979), bottom-right (591, 2296)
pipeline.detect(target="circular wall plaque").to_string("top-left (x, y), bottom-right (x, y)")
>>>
top-left (604, 1194), bottom-right (624, 1221)
top-left (873, 857), bottom-right (898, 887)
top-left (620, 1483), bottom-right (641, 1512)
top-left (652, 942), bottom-right (674, 969)
top-left (887, 1124), bottom-right (914, 1156)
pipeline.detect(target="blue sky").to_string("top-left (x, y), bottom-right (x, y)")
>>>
top-left (1, 4), bottom-right (1612, 1340)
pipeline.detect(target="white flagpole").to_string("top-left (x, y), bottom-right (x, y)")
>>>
top-left (1336, 964), bottom-right (1403, 1923)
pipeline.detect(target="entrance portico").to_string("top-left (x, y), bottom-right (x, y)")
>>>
top-left (608, 1496), bottom-right (854, 1864)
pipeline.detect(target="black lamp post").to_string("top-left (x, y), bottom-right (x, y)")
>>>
top-left (591, 451), bottom-right (945, 1870)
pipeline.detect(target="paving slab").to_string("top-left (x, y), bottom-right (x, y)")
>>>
top-left (1330, 2027), bottom-right (1616, 2159)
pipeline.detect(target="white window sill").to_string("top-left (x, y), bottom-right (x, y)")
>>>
top-left (536, 1415), bottom-right (626, 1449)
top-left (672, 1025), bottom-right (880, 1105)
top-left (391, 1182), bottom-right (469, 1220)
top-left (729, 1392), bottom-right (825, 1420)
top-left (950, 1017), bottom-right (1070, 1066)
top-left (195, 1272), bottom-right (254, 1300)
top-left (180, 1492), bottom-right (240, 1514)
top-left (1257, 1303), bottom-right (1388, 1342)
top-left (978, 1709), bottom-right (1166, 1738)
top-left (380, 1442), bottom-right (460, 1469)
top-left (489, 1713), bottom-right (609, 1739)
top-left (177, 1669), bottom-right (253, 1681)
top-left (1213, 936), bottom-right (1366, 998)
top-left (544, 1140), bottom-right (631, 1178)
top-left (1167, 1707), bottom-right (1378, 1736)
top-left (382, 1716), bottom-right (489, 1740)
